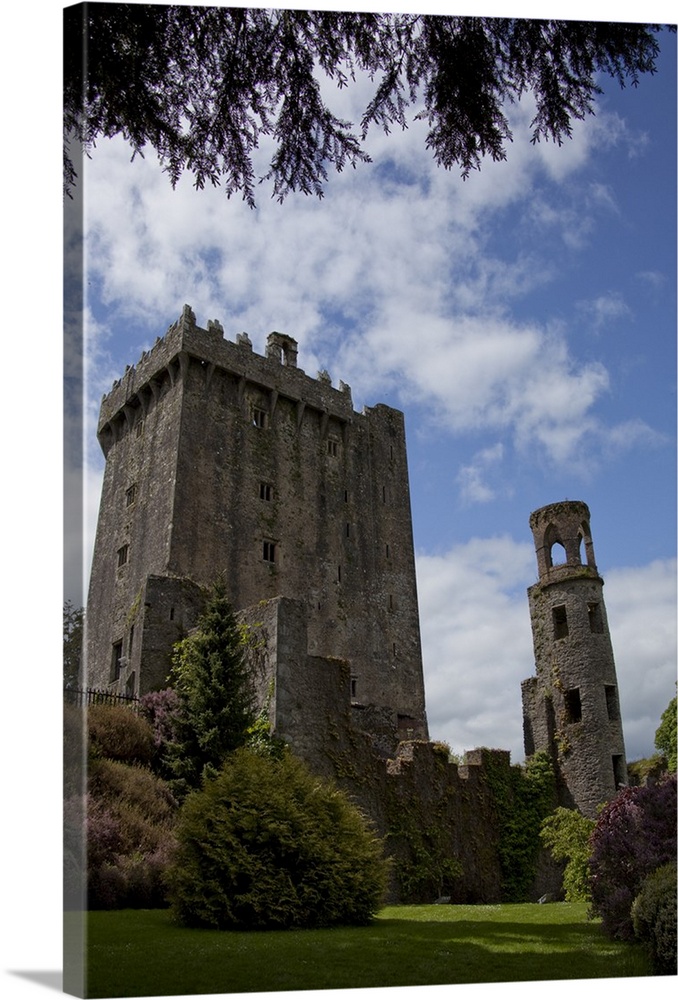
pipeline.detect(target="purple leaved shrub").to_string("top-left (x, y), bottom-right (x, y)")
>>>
top-left (85, 764), bottom-right (179, 909)
top-left (85, 702), bottom-right (180, 909)
top-left (589, 773), bottom-right (677, 940)
top-left (139, 688), bottom-right (182, 778)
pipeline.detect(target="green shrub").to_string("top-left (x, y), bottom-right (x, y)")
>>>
top-left (482, 750), bottom-right (556, 901)
top-left (87, 704), bottom-right (155, 766)
top-left (540, 807), bottom-right (595, 902)
top-left (89, 757), bottom-right (177, 824)
top-left (631, 862), bottom-right (677, 975)
top-left (655, 694), bottom-right (677, 773)
top-left (64, 702), bottom-right (85, 798)
top-left (166, 747), bottom-right (388, 930)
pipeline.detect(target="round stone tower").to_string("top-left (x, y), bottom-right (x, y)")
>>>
top-left (521, 500), bottom-right (627, 817)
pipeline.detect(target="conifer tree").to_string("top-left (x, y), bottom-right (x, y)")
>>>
top-left (64, 6), bottom-right (673, 206)
top-left (167, 580), bottom-right (255, 794)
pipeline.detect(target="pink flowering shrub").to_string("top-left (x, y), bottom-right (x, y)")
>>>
top-left (86, 761), bottom-right (178, 909)
top-left (139, 688), bottom-right (182, 778)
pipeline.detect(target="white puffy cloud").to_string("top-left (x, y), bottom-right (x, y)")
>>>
top-left (417, 537), bottom-right (535, 761)
top-left (82, 69), bottom-right (657, 481)
top-left (457, 444), bottom-right (506, 504)
top-left (604, 559), bottom-right (678, 761)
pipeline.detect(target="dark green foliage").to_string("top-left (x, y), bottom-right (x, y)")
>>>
top-left (626, 755), bottom-right (667, 786)
top-left (390, 835), bottom-right (463, 903)
top-left (483, 750), bottom-right (557, 901)
top-left (631, 862), bottom-right (677, 975)
top-left (384, 757), bottom-right (464, 902)
top-left (166, 747), bottom-right (388, 930)
top-left (589, 774), bottom-right (677, 940)
top-left (166, 581), bottom-right (255, 795)
top-left (540, 807), bottom-right (595, 902)
top-left (245, 703), bottom-right (287, 761)
top-left (655, 694), bottom-right (677, 773)
top-left (87, 703), bottom-right (155, 767)
top-left (63, 601), bottom-right (84, 688)
top-left (64, 6), bottom-right (671, 204)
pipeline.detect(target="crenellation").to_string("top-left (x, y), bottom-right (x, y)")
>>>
top-left (206, 318), bottom-right (224, 337)
top-left (87, 305), bottom-right (427, 744)
top-left (85, 304), bottom-right (628, 904)
top-left (98, 307), bottom-right (358, 446)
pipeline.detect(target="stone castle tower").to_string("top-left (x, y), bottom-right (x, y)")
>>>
top-left (85, 305), bottom-right (428, 742)
top-left (521, 501), bottom-right (627, 817)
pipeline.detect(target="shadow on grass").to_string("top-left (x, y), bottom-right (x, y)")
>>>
top-left (81, 907), bottom-right (651, 998)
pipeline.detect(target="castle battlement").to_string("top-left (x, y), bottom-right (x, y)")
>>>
top-left (84, 302), bottom-right (628, 904)
top-left (87, 305), bottom-right (427, 744)
top-left (98, 304), bottom-right (356, 451)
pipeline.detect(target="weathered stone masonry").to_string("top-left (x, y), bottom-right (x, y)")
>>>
top-left (521, 501), bottom-right (628, 818)
top-left (87, 304), bottom-right (427, 741)
top-left (85, 306), bottom-right (628, 900)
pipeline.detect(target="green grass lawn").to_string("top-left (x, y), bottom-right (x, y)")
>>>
top-left (73, 902), bottom-right (651, 998)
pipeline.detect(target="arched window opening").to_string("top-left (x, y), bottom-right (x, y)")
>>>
top-left (575, 533), bottom-right (583, 564)
top-left (550, 542), bottom-right (567, 566)
top-left (580, 521), bottom-right (595, 566)
top-left (543, 524), bottom-right (562, 568)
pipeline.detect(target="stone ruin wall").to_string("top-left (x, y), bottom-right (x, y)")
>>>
top-left (87, 307), bottom-right (602, 904)
top-left (238, 595), bottom-right (558, 904)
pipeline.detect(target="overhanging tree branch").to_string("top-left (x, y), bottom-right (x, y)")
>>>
top-left (64, 5), bottom-right (674, 204)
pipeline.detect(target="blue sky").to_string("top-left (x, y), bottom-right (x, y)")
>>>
top-left (63, 4), bottom-right (676, 770)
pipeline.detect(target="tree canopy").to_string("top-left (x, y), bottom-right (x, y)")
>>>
top-left (64, 5), bottom-right (673, 205)
top-left (655, 693), bottom-right (677, 772)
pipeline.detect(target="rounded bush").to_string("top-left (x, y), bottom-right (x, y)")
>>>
top-left (632, 862), bottom-right (677, 975)
top-left (88, 704), bottom-right (155, 766)
top-left (166, 747), bottom-right (388, 930)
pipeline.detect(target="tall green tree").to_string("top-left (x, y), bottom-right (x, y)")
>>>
top-left (64, 5), bottom-right (673, 205)
top-left (655, 693), bottom-right (677, 773)
top-left (63, 600), bottom-right (84, 689)
top-left (167, 580), bottom-right (255, 794)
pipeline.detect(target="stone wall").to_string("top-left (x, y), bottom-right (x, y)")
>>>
top-left (86, 306), bottom-right (427, 740)
top-left (522, 501), bottom-right (628, 817)
top-left (238, 596), bottom-right (553, 905)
